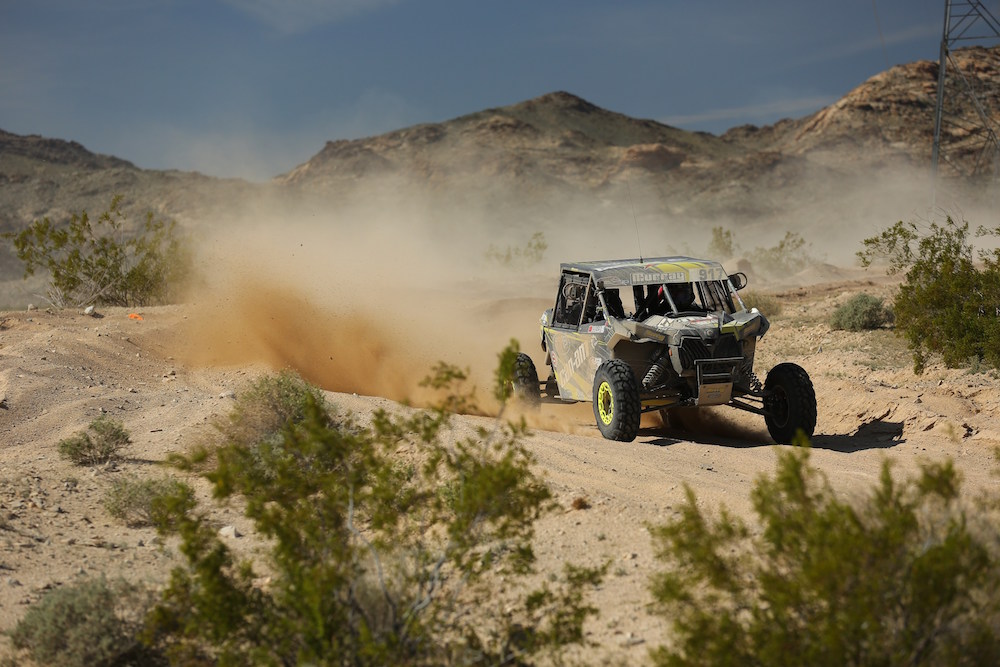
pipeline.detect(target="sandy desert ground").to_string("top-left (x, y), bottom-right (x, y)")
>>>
top-left (1, 269), bottom-right (999, 664)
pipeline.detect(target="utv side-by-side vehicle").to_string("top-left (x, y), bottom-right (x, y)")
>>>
top-left (513, 256), bottom-right (817, 444)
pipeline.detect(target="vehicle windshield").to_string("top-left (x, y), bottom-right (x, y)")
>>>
top-left (553, 273), bottom-right (748, 330)
top-left (602, 279), bottom-right (746, 320)
top-left (693, 280), bottom-right (745, 314)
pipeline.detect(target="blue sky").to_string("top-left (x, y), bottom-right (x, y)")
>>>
top-left (0, 1), bottom-right (966, 181)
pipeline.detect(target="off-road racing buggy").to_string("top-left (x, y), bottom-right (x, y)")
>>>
top-left (512, 257), bottom-right (817, 444)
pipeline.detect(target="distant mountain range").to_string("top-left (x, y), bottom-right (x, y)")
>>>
top-left (2, 45), bottom-right (997, 280)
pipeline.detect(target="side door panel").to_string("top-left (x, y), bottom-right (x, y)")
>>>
top-left (543, 329), bottom-right (608, 401)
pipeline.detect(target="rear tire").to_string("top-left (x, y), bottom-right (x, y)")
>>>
top-left (512, 353), bottom-right (540, 407)
top-left (763, 363), bottom-right (816, 444)
top-left (592, 360), bottom-right (641, 442)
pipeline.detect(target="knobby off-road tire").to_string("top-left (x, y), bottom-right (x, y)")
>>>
top-left (763, 362), bottom-right (817, 444)
top-left (512, 353), bottom-right (541, 407)
top-left (592, 360), bottom-right (641, 442)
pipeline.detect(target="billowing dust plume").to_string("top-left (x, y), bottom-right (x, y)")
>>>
top-left (172, 160), bottom-right (987, 434)
top-left (175, 187), bottom-right (559, 417)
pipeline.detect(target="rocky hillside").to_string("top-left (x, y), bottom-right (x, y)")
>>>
top-left (725, 45), bottom-right (1000, 170)
top-left (273, 46), bottom-right (998, 229)
top-left (0, 131), bottom-right (271, 238)
top-left (1, 45), bottom-right (997, 278)
top-left (275, 91), bottom-right (739, 192)
top-left (0, 132), bottom-right (277, 286)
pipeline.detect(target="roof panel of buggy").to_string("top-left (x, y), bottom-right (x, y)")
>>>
top-left (559, 256), bottom-right (729, 287)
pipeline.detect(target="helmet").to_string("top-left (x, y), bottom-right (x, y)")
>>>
top-left (668, 282), bottom-right (695, 309)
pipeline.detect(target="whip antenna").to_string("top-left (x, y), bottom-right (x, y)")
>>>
top-left (625, 170), bottom-right (643, 262)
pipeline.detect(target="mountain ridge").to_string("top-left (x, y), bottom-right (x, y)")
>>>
top-left (4, 46), bottom-right (997, 193)
top-left (1, 45), bottom-right (997, 288)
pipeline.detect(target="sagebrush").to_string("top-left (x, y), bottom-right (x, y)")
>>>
top-left (649, 443), bottom-right (1000, 666)
top-left (830, 292), bottom-right (892, 331)
top-left (706, 226), bottom-right (816, 277)
top-left (859, 217), bottom-right (1000, 372)
top-left (104, 475), bottom-right (195, 528)
top-left (749, 230), bottom-right (812, 274)
top-left (739, 291), bottom-right (782, 317)
top-left (485, 231), bottom-right (548, 268)
top-left (707, 226), bottom-right (737, 258)
top-left (3, 194), bottom-right (191, 307)
top-left (171, 369), bottom-right (329, 473)
top-left (10, 577), bottom-right (164, 667)
top-left (145, 355), bottom-right (603, 665)
top-left (58, 416), bottom-right (131, 465)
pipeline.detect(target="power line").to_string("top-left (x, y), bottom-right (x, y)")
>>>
top-left (871, 0), bottom-right (892, 72)
top-left (931, 0), bottom-right (1000, 186)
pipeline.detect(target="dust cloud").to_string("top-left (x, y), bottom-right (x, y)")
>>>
top-left (651, 406), bottom-right (770, 444)
top-left (171, 158), bottom-right (991, 433)
top-left (174, 185), bottom-right (557, 415)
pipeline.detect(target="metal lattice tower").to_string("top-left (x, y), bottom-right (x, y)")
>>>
top-left (931, 1), bottom-right (1000, 182)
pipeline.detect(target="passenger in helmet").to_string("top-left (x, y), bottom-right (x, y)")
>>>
top-left (643, 284), bottom-right (671, 317)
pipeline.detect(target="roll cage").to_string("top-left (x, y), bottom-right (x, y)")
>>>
top-left (550, 263), bottom-right (748, 332)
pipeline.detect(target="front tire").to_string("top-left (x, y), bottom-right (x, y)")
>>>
top-left (592, 360), bottom-right (641, 442)
top-left (763, 363), bottom-right (817, 444)
top-left (512, 353), bottom-right (540, 407)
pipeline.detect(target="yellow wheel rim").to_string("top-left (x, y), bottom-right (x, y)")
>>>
top-left (597, 381), bottom-right (614, 425)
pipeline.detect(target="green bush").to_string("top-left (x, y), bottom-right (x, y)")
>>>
top-left (648, 444), bottom-right (1000, 666)
top-left (705, 227), bottom-right (816, 277)
top-left (10, 576), bottom-right (164, 667)
top-left (145, 349), bottom-right (602, 665)
top-left (104, 475), bottom-right (195, 528)
top-left (58, 417), bottom-right (131, 465)
top-left (223, 369), bottom-right (325, 436)
top-left (739, 291), bottom-right (782, 317)
top-left (830, 292), bottom-right (892, 331)
top-left (3, 194), bottom-right (191, 308)
top-left (493, 337), bottom-right (522, 404)
top-left (175, 370), bottom-right (329, 473)
top-left (485, 231), bottom-right (548, 268)
top-left (749, 231), bottom-right (812, 274)
top-left (707, 226), bottom-right (737, 258)
top-left (859, 217), bottom-right (1000, 372)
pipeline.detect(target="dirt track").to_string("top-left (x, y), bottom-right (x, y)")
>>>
top-left (2, 277), bottom-right (999, 663)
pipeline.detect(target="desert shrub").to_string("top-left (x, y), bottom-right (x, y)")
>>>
top-left (175, 369), bottom-right (329, 472)
top-left (706, 228), bottom-right (816, 278)
top-left (10, 576), bottom-right (164, 667)
top-left (3, 194), bottom-right (191, 308)
top-left (859, 217), bottom-right (1000, 373)
top-left (648, 444), bottom-right (1000, 667)
top-left (739, 291), bottom-right (782, 317)
top-left (830, 292), bottom-right (892, 331)
top-left (58, 416), bottom-right (131, 465)
top-left (493, 337), bottom-right (522, 404)
top-left (485, 231), bottom-right (548, 268)
top-left (221, 369), bottom-right (326, 439)
top-left (104, 475), bottom-right (195, 528)
top-left (707, 226), bottom-right (737, 258)
top-left (145, 346), bottom-right (603, 666)
top-left (749, 231), bottom-right (812, 274)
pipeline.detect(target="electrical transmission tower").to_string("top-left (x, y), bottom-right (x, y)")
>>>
top-left (931, 1), bottom-right (1000, 183)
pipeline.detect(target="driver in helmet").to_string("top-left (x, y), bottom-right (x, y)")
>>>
top-left (666, 282), bottom-right (699, 312)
